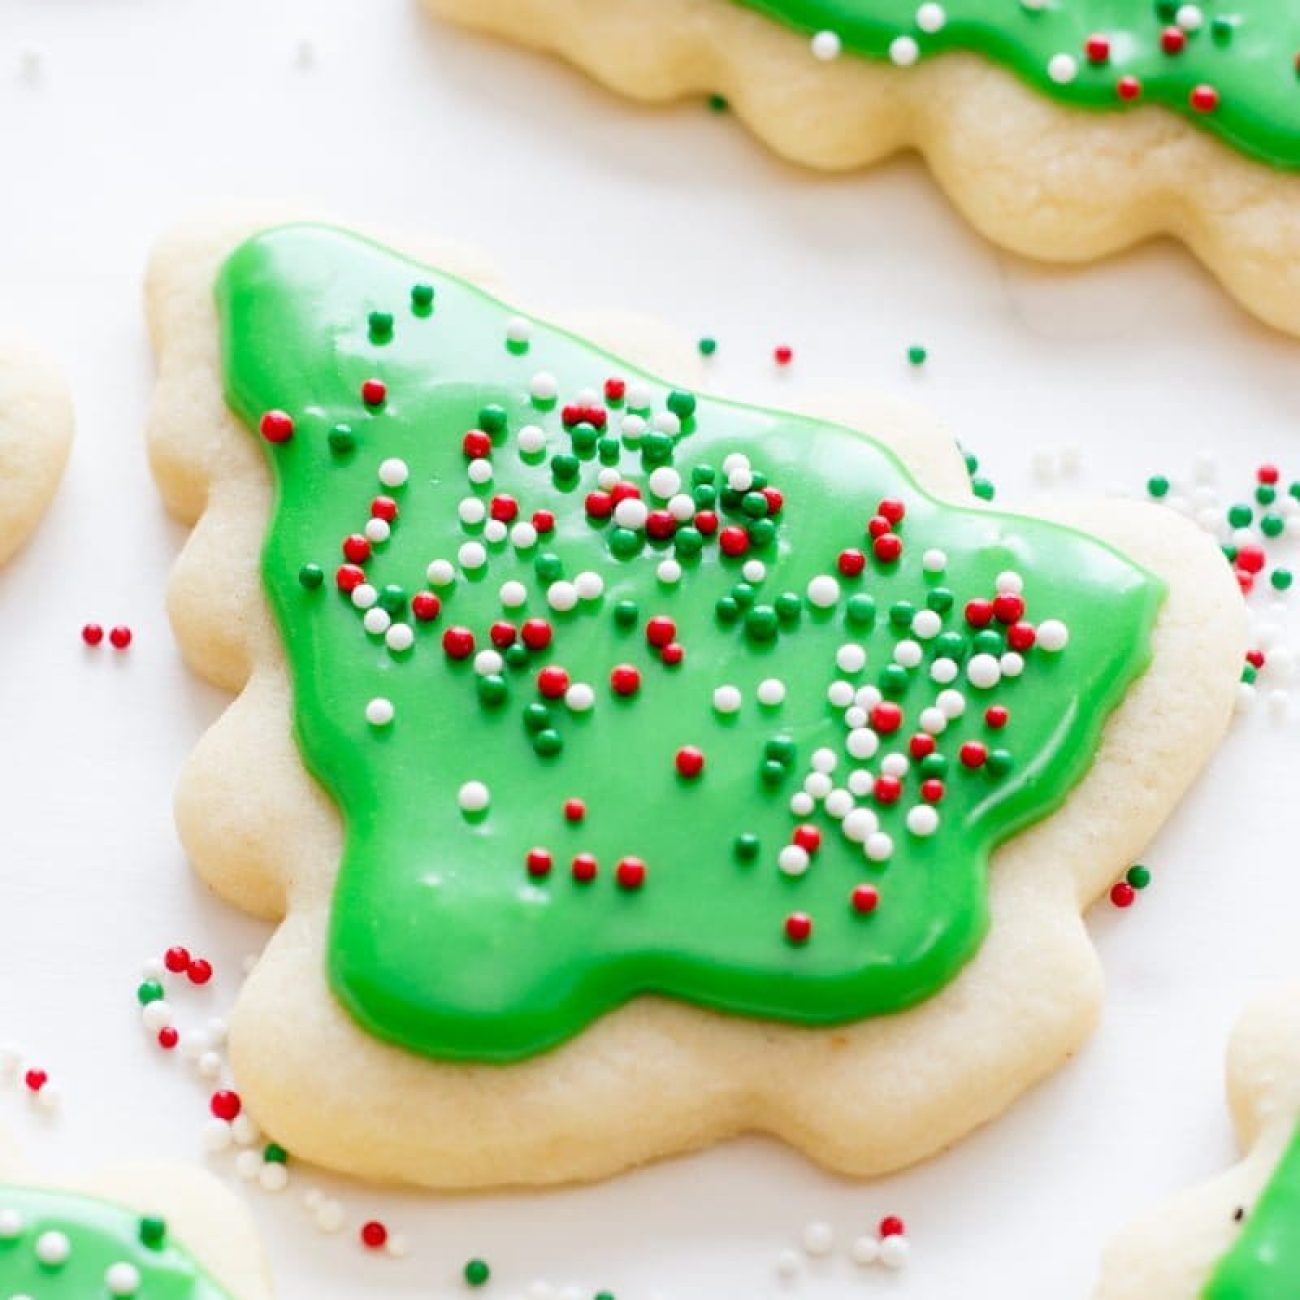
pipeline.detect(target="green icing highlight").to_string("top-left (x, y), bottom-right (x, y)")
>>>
top-left (217, 224), bottom-right (1162, 1063)
top-left (0, 1185), bottom-right (235, 1298)
top-left (1204, 1123), bottom-right (1300, 1299)
top-left (734, 0), bottom-right (1300, 169)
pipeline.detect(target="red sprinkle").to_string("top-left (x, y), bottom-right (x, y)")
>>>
top-left (850, 885), bottom-right (880, 915)
top-left (610, 664), bottom-right (641, 696)
top-left (157, 1027), bottom-right (179, 1050)
top-left (441, 626), bottom-right (475, 660)
top-left (646, 616), bottom-right (677, 648)
top-left (532, 509), bottom-right (556, 534)
top-left (870, 702), bottom-right (903, 734)
top-left (872, 533), bottom-right (902, 563)
top-left (616, 856), bottom-right (647, 889)
top-left (874, 775), bottom-right (903, 804)
top-left (164, 946), bottom-right (191, 974)
top-left (361, 378), bottom-right (387, 407)
top-left (838, 549), bottom-right (866, 577)
top-left (880, 1216), bottom-right (906, 1239)
top-left (960, 742), bottom-right (988, 769)
top-left (921, 778), bottom-right (946, 803)
top-left (563, 798), bottom-right (586, 823)
top-left (985, 706), bottom-right (1010, 730)
top-left (520, 619), bottom-right (553, 651)
top-left (109, 626), bottom-right (132, 650)
top-left (336, 564), bottom-right (365, 593)
top-left (210, 1090), bottom-right (241, 1122)
top-left (719, 526), bottom-right (749, 557)
top-left (23, 1069), bottom-right (46, 1093)
top-left (537, 666), bottom-right (570, 699)
top-left (370, 496), bottom-right (398, 522)
top-left (571, 853), bottom-right (598, 882)
top-left (525, 848), bottom-right (553, 878)
top-left (490, 494), bottom-right (519, 523)
top-left (1084, 33), bottom-right (1110, 63)
top-left (187, 958), bottom-right (213, 987)
top-left (342, 534), bottom-right (371, 564)
top-left (604, 377), bottom-right (626, 404)
top-left (462, 430), bottom-right (491, 459)
top-left (784, 912), bottom-right (813, 943)
top-left (1117, 74), bottom-right (1143, 101)
top-left (965, 599), bottom-right (994, 627)
top-left (411, 592), bottom-right (441, 622)
top-left (360, 1221), bottom-right (388, 1250)
top-left (675, 746), bottom-right (705, 778)
top-left (660, 642), bottom-right (685, 667)
top-left (993, 593), bottom-right (1025, 624)
top-left (81, 623), bottom-right (104, 647)
top-left (773, 345), bottom-right (794, 367)
top-left (1161, 25), bottom-right (1186, 54)
top-left (792, 824), bottom-right (822, 853)
top-left (1189, 83), bottom-right (1220, 113)
top-left (877, 498), bottom-right (906, 525)
top-left (259, 410), bottom-right (294, 443)
top-left (1110, 881), bottom-right (1136, 909)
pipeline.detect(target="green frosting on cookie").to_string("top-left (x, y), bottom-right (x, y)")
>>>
top-left (735, 0), bottom-right (1300, 169)
top-left (217, 223), bottom-right (1162, 1063)
top-left (0, 1185), bottom-right (235, 1298)
top-left (1204, 1122), bottom-right (1300, 1299)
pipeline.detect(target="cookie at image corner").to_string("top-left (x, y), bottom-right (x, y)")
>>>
top-left (1096, 983), bottom-right (1300, 1300)
top-left (0, 1127), bottom-right (274, 1299)
top-left (145, 216), bottom-right (1244, 1189)
top-left (424, 0), bottom-right (1300, 340)
top-left (0, 337), bottom-right (72, 565)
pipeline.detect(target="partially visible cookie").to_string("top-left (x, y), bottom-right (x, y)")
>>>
top-left (0, 338), bottom-right (72, 564)
top-left (0, 1129), bottom-right (274, 1298)
top-left (1096, 984), bottom-right (1300, 1299)
top-left (426, 0), bottom-right (1300, 338)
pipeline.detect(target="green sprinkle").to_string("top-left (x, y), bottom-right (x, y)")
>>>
top-left (597, 437), bottom-right (622, 465)
top-left (749, 518), bottom-right (777, 549)
top-left (667, 390), bottom-right (697, 420)
top-left (1210, 14), bottom-right (1235, 43)
top-left (707, 93), bottom-right (729, 112)
top-left (715, 595), bottom-right (741, 624)
top-left (741, 490), bottom-right (769, 519)
top-left (986, 749), bottom-right (1015, 778)
top-left (610, 527), bottom-right (642, 559)
top-left (368, 310), bottom-right (394, 342)
top-left (775, 592), bottom-right (803, 623)
top-left (920, 753), bottom-right (948, 779)
top-left (692, 483), bottom-right (718, 508)
top-left (410, 283), bottom-right (434, 312)
top-left (503, 643), bottom-right (530, 670)
top-left (1126, 864), bottom-right (1152, 890)
top-left (523, 703), bottom-right (552, 734)
top-left (691, 465), bottom-right (717, 485)
top-left (935, 631), bottom-right (967, 660)
top-left (298, 563), bottom-right (324, 590)
top-left (734, 833), bottom-right (760, 862)
top-left (613, 599), bottom-right (639, 628)
top-left (889, 600), bottom-right (916, 628)
top-left (477, 675), bottom-right (508, 708)
top-left (136, 980), bottom-right (164, 1006)
top-left (845, 593), bottom-right (876, 626)
top-left (1242, 664), bottom-right (1258, 685)
top-left (379, 584), bottom-right (407, 616)
top-left (570, 423), bottom-right (599, 455)
top-left (550, 453), bottom-right (580, 483)
top-left (674, 527), bottom-right (704, 558)
top-left (731, 582), bottom-right (757, 610)
top-left (971, 476), bottom-right (996, 501)
top-left (1227, 503), bottom-right (1253, 528)
top-left (1261, 513), bottom-right (1285, 538)
top-left (533, 729), bottom-right (563, 757)
top-left (328, 424), bottom-right (357, 456)
top-left (907, 345), bottom-right (927, 366)
top-left (927, 587), bottom-right (954, 614)
top-left (879, 664), bottom-right (910, 695)
top-left (745, 605), bottom-right (779, 642)
top-left (464, 1258), bottom-right (491, 1287)
top-left (760, 759), bottom-right (786, 786)
top-left (642, 432), bottom-right (673, 464)
top-left (535, 553), bottom-right (564, 582)
top-left (698, 337), bottom-right (717, 357)
top-left (1146, 475), bottom-right (1170, 499)
top-left (764, 737), bottom-right (796, 767)
top-left (139, 1217), bottom-right (167, 1250)
top-left (973, 628), bottom-right (1003, 656)
top-left (1271, 569), bottom-right (1293, 591)
top-left (263, 1143), bottom-right (289, 1164)
top-left (1256, 484), bottom-right (1277, 506)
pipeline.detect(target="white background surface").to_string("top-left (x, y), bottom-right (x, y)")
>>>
top-left (0, 1), bottom-right (1297, 1296)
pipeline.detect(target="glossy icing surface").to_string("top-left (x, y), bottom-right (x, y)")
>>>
top-left (0, 1185), bottom-right (233, 1299)
top-left (1204, 1123), bottom-right (1300, 1299)
top-left (218, 224), bottom-right (1162, 1063)
top-left (737, 0), bottom-right (1300, 169)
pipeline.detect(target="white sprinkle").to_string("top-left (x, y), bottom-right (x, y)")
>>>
top-left (855, 685), bottom-right (882, 709)
top-left (351, 583), bottom-right (378, 610)
top-left (458, 497), bottom-right (487, 526)
top-left (35, 1231), bottom-right (70, 1266)
top-left (314, 1200), bottom-right (345, 1234)
top-left (931, 657), bottom-right (959, 684)
top-left (912, 609), bottom-right (942, 639)
top-left (916, 2), bottom-right (946, 31)
top-left (427, 559), bottom-right (455, 587)
top-left (844, 706), bottom-right (867, 728)
top-left (363, 607), bottom-right (391, 636)
top-left (758, 678), bottom-right (786, 706)
top-left (231, 1114), bottom-right (261, 1146)
top-left (202, 1119), bottom-right (233, 1153)
top-left (500, 580), bottom-right (527, 608)
top-left (458, 781), bottom-right (490, 813)
top-left (547, 581), bottom-right (579, 612)
top-left (722, 453), bottom-right (750, 475)
top-left (811, 29), bottom-right (842, 60)
top-left (614, 498), bottom-right (649, 531)
top-left (654, 411), bottom-right (682, 436)
top-left (1176, 3), bottom-right (1204, 31)
top-left (1048, 52), bottom-right (1078, 83)
top-left (847, 728), bottom-right (879, 760)
top-left (1000, 652), bottom-right (1025, 677)
top-left (467, 458), bottom-right (493, 485)
top-left (458, 541), bottom-right (487, 572)
top-left (890, 34), bottom-right (920, 65)
top-left (836, 643), bottom-right (867, 673)
top-left (1038, 619), bottom-right (1070, 651)
top-left (846, 769), bottom-right (874, 797)
top-left (484, 519), bottom-right (507, 545)
top-left (668, 493), bottom-right (695, 521)
top-left (880, 1234), bottom-right (911, 1269)
top-left (920, 706), bottom-right (947, 735)
top-left (385, 1233), bottom-right (410, 1259)
top-left (506, 315), bottom-right (533, 345)
top-left (365, 698), bottom-right (394, 727)
top-left (827, 680), bottom-right (855, 708)
top-left (511, 522), bottom-right (538, 550)
top-left (0, 1209), bottom-right (24, 1241)
top-left (364, 518), bottom-right (390, 544)
top-left (843, 808), bottom-right (878, 842)
top-left (575, 571), bottom-right (604, 600)
top-left (778, 845), bottom-right (811, 877)
top-left (825, 789), bottom-right (854, 819)
top-left (657, 559), bottom-right (682, 584)
top-left (142, 1000), bottom-right (173, 1032)
top-left (907, 805), bottom-right (940, 836)
top-left (530, 371), bottom-right (558, 402)
top-left (804, 772), bottom-right (833, 800)
top-left (811, 747), bottom-right (838, 773)
top-left (713, 685), bottom-right (743, 714)
top-left (742, 559), bottom-right (766, 584)
top-left (473, 650), bottom-right (504, 676)
top-left (881, 753), bottom-right (909, 778)
top-left (597, 467), bottom-right (622, 490)
top-left (649, 467), bottom-right (682, 499)
top-left (776, 1248), bottom-right (802, 1279)
top-left (937, 688), bottom-right (966, 719)
top-left (865, 832), bottom-right (894, 862)
top-left (378, 458), bottom-right (408, 487)
top-left (894, 639), bottom-right (923, 668)
top-left (967, 653), bottom-right (1002, 689)
top-left (851, 1235), bottom-right (881, 1266)
top-left (621, 414), bottom-right (647, 442)
top-left (789, 792), bottom-right (816, 817)
top-left (922, 548), bottom-right (947, 573)
top-left (518, 424), bottom-right (546, 454)
top-left (807, 575), bottom-right (841, 608)
top-left (259, 1162), bottom-right (289, 1193)
top-left (802, 1221), bottom-right (834, 1256)
top-left (996, 570), bottom-right (1024, 594)
top-left (727, 466), bottom-right (753, 491)
top-left (565, 683), bottom-right (595, 712)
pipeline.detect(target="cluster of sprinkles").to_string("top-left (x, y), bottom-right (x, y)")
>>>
top-left (131, 947), bottom-right (414, 1257)
top-left (1143, 457), bottom-right (1298, 715)
top-left (80, 622), bottom-right (133, 650)
top-left (782, 0), bottom-right (1300, 170)
top-left (775, 1214), bottom-right (911, 1277)
top-left (0, 1043), bottom-right (59, 1114)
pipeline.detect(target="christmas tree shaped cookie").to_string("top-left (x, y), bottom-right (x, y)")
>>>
top-left (146, 219), bottom-right (1244, 1188)
top-left (0, 1129), bottom-right (273, 1298)
top-left (1097, 984), bottom-right (1300, 1300)
top-left (0, 338), bottom-right (71, 564)
top-left (426, 0), bottom-right (1300, 339)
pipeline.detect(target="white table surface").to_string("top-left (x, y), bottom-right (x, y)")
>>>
top-left (0, 1), bottom-right (1297, 1296)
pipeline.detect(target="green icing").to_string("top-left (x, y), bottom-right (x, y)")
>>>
top-left (0, 1185), bottom-right (235, 1298)
top-left (216, 224), bottom-right (1162, 1063)
top-left (734, 0), bottom-right (1300, 169)
top-left (1204, 1123), bottom-right (1300, 1299)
